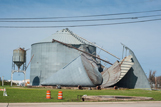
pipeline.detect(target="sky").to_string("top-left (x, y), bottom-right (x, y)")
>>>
top-left (0, 0), bottom-right (161, 80)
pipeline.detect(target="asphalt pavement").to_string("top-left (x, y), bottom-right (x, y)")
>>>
top-left (0, 101), bottom-right (161, 107)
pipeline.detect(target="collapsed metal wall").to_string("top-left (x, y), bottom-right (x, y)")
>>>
top-left (41, 53), bottom-right (102, 86)
top-left (101, 55), bottom-right (134, 88)
top-left (114, 44), bottom-right (151, 89)
top-left (30, 42), bottom-right (96, 86)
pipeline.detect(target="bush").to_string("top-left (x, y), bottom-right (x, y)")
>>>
top-left (0, 80), bottom-right (16, 86)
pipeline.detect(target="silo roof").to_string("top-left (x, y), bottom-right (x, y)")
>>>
top-left (37, 28), bottom-right (92, 45)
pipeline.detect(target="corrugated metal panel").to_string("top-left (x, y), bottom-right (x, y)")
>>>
top-left (30, 42), bottom-right (81, 86)
top-left (81, 54), bottom-right (103, 85)
top-left (101, 55), bottom-right (134, 88)
top-left (116, 43), bottom-right (151, 89)
top-left (118, 55), bottom-right (134, 81)
top-left (41, 53), bottom-right (102, 86)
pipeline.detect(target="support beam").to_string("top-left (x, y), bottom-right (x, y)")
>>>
top-left (11, 72), bottom-right (13, 86)
top-left (52, 39), bottom-right (113, 65)
top-left (66, 28), bottom-right (120, 60)
top-left (122, 46), bottom-right (124, 59)
top-left (24, 72), bottom-right (26, 87)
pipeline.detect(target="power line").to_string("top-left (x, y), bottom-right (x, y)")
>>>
top-left (0, 9), bottom-right (161, 20)
top-left (0, 18), bottom-right (161, 28)
top-left (0, 14), bottom-right (161, 22)
top-left (78, 0), bottom-right (160, 8)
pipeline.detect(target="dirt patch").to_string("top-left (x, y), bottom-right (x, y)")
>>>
top-left (82, 95), bottom-right (153, 101)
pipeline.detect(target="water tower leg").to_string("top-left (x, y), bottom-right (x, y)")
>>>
top-left (11, 72), bottom-right (13, 86)
top-left (24, 72), bottom-right (26, 87)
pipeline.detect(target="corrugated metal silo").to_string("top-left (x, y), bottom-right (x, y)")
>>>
top-left (30, 28), bottom-right (97, 86)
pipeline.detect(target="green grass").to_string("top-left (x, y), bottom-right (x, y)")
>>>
top-left (0, 86), bottom-right (161, 102)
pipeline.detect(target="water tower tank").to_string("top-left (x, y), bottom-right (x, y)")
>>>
top-left (13, 48), bottom-right (26, 69)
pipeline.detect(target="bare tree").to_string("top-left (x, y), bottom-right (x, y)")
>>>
top-left (149, 70), bottom-right (156, 87)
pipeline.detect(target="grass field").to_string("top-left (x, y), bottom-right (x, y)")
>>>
top-left (0, 86), bottom-right (161, 102)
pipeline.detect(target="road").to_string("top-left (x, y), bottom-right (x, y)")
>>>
top-left (0, 101), bottom-right (161, 107)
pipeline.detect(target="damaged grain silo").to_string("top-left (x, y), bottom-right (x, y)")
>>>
top-left (30, 28), bottom-right (102, 86)
top-left (30, 28), bottom-right (151, 89)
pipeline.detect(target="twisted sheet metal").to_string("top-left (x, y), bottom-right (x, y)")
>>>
top-left (101, 55), bottom-right (134, 88)
top-left (41, 53), bottom-right (102, 86)
top-left (81, 54), bottom-right (103, 85)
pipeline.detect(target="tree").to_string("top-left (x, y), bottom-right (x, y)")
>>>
top-left (149, 70), bottom-right (156, 87)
